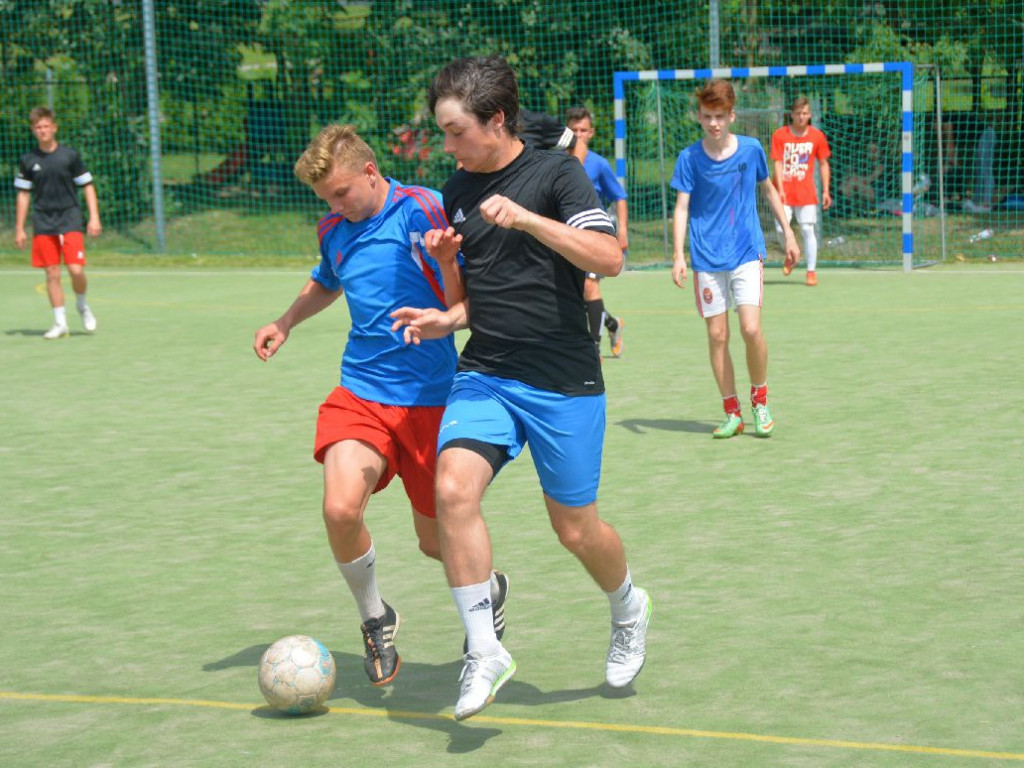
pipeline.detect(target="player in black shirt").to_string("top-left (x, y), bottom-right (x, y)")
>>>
top-left (14, 107), bottom-right (102, 339)
top-left (392, 55), bottom-right (651, 721)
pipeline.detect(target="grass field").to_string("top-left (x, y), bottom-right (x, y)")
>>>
top-left (2, 264), bottom-right (1023, 767)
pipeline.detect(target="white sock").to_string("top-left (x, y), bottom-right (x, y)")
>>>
top-left (606, 568), bottom-right (643, 625)
top-left (75, 292), bottom-right (88, 312)
top-left (53, 306), bottom-right (67, 326)
top-left (336, 544), bottom-right (385, 623)
top-left (800, 222), bottom-right (818, 271)
top-left (453, 580), bottom-right (500, 655)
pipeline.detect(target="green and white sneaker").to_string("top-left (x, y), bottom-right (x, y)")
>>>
top-left (753, 403), bottom-right (775, 437)
top-left (454, 647), bottom-right (516, 721)
top-left (712, 412), bottom-right (744, 439)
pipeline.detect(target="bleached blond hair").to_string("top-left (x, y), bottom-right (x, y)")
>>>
top-left (294, 124), bottom-right (377, 186)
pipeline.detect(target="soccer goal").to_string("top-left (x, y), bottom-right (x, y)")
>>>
top-left (614, 63), bottom-right (930, 272)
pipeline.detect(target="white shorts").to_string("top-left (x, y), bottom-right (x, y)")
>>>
top-left (693, 258), bottom-right (764, 318)
top-left (775, 204), bottom-right (818, 231)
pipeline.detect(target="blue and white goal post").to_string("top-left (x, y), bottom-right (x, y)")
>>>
top-left (614, 62), bottom-right (916, 272)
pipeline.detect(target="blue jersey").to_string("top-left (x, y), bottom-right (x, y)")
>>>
top-left (670, 135), bottom-right (769, 272)
top-left (581, 150), bottom-right (627, 205)
top-left (311, 179), bottom-right (457, 407)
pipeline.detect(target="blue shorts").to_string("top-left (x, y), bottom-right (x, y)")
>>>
top-left (438, 371), bottom-right (605, 506)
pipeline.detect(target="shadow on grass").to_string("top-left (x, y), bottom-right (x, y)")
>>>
top-left (207, 643), bottom-right (619, 752)
top-left (5, 328), bottom-right (95, 338)
top-left (616, 417), bottom-right (713, 434)
top-left (250, 705), bottom-right (331, 720)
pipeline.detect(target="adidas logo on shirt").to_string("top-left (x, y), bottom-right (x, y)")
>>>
top-left (452, 208), bottom-right (466, 224)
top-left (32, 163), bottom-right (42, 171)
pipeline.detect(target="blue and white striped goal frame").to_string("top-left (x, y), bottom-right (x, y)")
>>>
top-left (613, 62), bottom-right (916, 271)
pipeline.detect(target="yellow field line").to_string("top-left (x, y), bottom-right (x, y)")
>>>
top-left (3, 691), bottom-right (1022, 761)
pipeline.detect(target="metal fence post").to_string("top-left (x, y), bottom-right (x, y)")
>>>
top-left (142, 0), bottom-right (166, 253)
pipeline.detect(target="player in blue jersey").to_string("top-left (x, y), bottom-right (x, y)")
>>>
top-left (391, 56), bottom-right (651, 721)
top-left (670, 80), bottom-right (800, 439)
top-left (14, 107), bottom-right (102, 339)
top-left (566, 106), bottom-right (627, 357)
top-left (253, 124), bottom-right (509, 687)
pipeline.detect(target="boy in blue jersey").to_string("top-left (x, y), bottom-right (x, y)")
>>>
top-left (253, 124), bottom-right (509, 687)
top-left (670, 80), bottom-right (800, 438)
top-left (392, 56), bottom-right (651, 721)
top-left (566, 106), bottom-right (627, 357)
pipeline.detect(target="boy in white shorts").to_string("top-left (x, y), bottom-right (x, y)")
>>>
top-left (771, 96), bottom-right (832, 286)
top-left (670, 79), bottom-right (800, 438)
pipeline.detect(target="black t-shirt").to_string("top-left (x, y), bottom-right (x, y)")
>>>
top-left (15, 144), bottom-right (93, 235)
top-left (442, 146), bottom-right (616, 395)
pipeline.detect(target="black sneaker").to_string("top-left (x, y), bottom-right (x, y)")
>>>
top-left (463, 571), bottom-right (510, 654)
top-left (361, 602), bottom-right (401, 685)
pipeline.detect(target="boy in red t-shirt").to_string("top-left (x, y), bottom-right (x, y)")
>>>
top-left (771, 97), bottom-right (831, 286)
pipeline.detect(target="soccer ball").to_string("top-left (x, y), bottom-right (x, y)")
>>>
top-left (258, 634), bottom-right (336, 714)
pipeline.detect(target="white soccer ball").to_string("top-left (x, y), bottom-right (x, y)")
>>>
top-left (258, 634), bottom-right (336, 714)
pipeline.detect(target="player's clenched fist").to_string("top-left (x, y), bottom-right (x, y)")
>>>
top-left (479, 194), bottom-right (535, 231)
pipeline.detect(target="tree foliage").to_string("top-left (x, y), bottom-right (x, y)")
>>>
top-left (1, 0), bottom-right (1019, 234)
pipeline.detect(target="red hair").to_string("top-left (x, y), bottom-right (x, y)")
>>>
top-left (696, 79), bottom-right (735, 111)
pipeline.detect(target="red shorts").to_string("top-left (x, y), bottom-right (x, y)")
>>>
top-left (32, 232), bottom-right (86, 268)
top-left (314, 386), bottom-right (444, 517)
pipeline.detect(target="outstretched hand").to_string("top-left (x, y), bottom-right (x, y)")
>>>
top-left (390, 306), bottom-right (456, 346)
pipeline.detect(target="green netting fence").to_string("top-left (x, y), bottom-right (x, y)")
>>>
top-left (1, 0), bottom-right (1021, 265)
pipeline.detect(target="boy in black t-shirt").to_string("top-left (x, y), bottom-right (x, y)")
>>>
top-left (14, 107), bottom-right (102, 339)
top-left (391, 56), bottom-right (651, 721)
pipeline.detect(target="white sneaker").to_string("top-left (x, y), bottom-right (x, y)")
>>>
top-left (605, 587), bottom-right (652, 688)
top-left (80, 307), bottom-right (97, 332)
top-left (454, 647), bottom-right (516, 721)
top-left (43, 323), bottom-right (70, 340)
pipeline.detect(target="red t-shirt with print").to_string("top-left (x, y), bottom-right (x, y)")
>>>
top-left (771, 125), bottom-right (831, 206)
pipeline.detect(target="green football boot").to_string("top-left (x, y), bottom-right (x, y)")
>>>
top-left (712, 412), bottom-right (744, 439)
top-left (753, 403), bottom-right (775, 437)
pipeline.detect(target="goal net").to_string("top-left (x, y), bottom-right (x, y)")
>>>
top-left (615, 63), bottom-right (933, 271)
